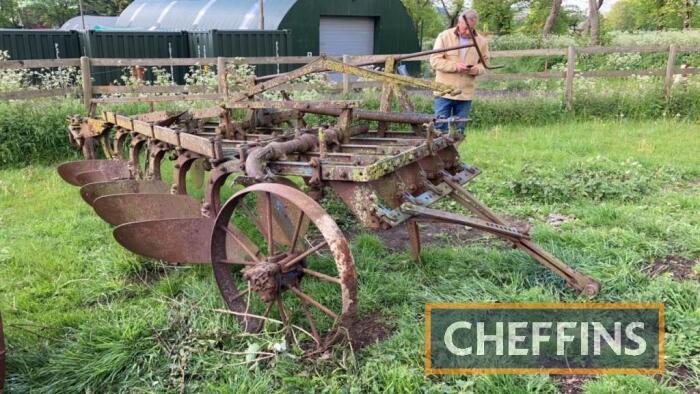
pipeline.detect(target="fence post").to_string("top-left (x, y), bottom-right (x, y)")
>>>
top-left (342, 54), bottom-right (350, 94)
top-left (565, 46), bottom-right (576, 111)
top-left (217, 57), bottom-right (228, 99)
top-left (664, 44), bottom-right (679, 100)
top-left (80, 56), bottom-right (93, 114)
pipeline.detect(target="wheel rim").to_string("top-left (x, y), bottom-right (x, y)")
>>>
top-left (211, 183), bottom-right (358, 347)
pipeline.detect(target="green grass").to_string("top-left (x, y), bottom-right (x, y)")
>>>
top-left (1, 119), bottom-right (699, 392)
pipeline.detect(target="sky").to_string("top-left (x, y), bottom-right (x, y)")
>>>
top-left (564, 0), bottom-right (618, 14)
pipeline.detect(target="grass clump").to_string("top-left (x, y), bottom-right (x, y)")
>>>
top-left (509, 157), bottom-right (683, 204)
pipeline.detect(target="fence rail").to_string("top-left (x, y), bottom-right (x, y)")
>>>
top-left (1, 44), bottom-right (698, 111)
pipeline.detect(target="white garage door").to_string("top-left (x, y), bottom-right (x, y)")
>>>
top-left (319, 17), bottom-right (374, 81)
top-left (319, 17), bottom-right (375, 57)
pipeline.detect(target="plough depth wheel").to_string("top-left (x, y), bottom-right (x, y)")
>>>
top-left (211, 183), bottom-right (358, 347)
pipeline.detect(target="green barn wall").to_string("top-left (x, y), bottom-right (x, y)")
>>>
top-left (278, 0), bottom-right (419, 58)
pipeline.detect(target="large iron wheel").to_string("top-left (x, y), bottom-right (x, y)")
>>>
top-left (211, 183), bottom-right (358, 348)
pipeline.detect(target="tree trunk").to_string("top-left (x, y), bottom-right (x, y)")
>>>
top-left (588, 0), bottom-right (600, 45)
top-left (683, 0), bottom-right (692, 29)
top-left (581, 0), bottom-right (604, 33)
top-left (543, 0), bottom-right (563, 37)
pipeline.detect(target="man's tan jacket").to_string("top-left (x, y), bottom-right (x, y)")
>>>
top-left (430, 28), bottom-right (490, 101)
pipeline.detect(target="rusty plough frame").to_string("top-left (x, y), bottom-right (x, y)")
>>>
top-left (55, 46), bottom-right (600, 351)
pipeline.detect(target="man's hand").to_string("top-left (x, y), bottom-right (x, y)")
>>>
top-left (456, 63), bottom-right (469, 73)
top-left (467, 66), bottom-right (481, 76)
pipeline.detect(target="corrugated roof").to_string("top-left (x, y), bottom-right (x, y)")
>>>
top-left (60, 15), bottom-right (118, 31)
top-left (115, 0), bottom-right (297, 31)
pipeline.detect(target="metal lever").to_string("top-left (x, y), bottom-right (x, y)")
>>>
top-left (463, 16), bottom-right (505, 70)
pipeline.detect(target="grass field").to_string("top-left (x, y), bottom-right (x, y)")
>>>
top-left (1, 119), bottom-right (699, 393)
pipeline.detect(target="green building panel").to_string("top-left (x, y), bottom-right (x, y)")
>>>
top-left (279, 0), bottom-right (419, 57)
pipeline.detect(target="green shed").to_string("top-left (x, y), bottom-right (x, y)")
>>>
top-left (117, 0), bottom-right (420, 64)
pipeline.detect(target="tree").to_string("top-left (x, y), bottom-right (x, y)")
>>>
top-left (438, 0), bottom-right (466, 27)
top-left (684, 0), bottom-right (693, 28)
top-left (607, 0), bottom-right (697, 30)
top-left (83, 0), bottom-right (131, 16)
top-left (581, 0), bottom-right (604, 33)
top-left (0, 0), bottom-right (22, 27)
top-left (589, 0), bottom-right (601, 44)
top-left (542, 0), bottom-right (563, 37)
top-left (473, 0), bottom-right (518, 34)
top-left (16, 0), bottom-right (79, 28)
top-left (518, 0), bottom-right (582, 35)
top-left (400, 0), bottom-right (444, 44)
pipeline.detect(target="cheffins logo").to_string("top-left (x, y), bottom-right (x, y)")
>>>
top-left (425, 303), bottom-right (664, 375)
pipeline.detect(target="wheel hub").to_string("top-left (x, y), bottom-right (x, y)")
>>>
top-left (242, 256), bottom-right (304, 302)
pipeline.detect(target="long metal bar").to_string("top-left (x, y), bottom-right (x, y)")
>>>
top-left (400, 203), bottom-right (526, 240)
top-left (440, 174), bottom-right (600, 296)
top-left (257, 42), bottom-right (481, 82)
top-left (298, 106), bottom-right (434, 124)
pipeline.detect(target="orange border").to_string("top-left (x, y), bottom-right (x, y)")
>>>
top-left (425, 303), bottom-right (665, 375)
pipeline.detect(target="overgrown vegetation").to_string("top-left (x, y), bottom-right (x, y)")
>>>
top-left (509, 158), bottom-right (683, 203)
top-left (1, 120), bottom-right (698, 392)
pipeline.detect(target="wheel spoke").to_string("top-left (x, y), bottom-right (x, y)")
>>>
top-left (301, 268), bottom-right (341, 285)
top-left (262, 302), bottom-right (273, 318)
top-left (243, 281), bottom-right (253, 331)
top-left (259, 302), bottom-right (274, 332)
top-left (290, 212), bottom-right (306, 252)
top-left (218, 259), bottom-right (257, 266)
top-left (277, 298), bottom-right (290, 332)
top-left (230, 287), bottom-right (251, 302)
top-left (241, 202), bottom-right (258, 225)
top-left (219, 225), bottom-right (262, 263)
top-left (265, 192), bottom-right (274, 256)
top-left (300, 298), bottom-right (321, 344)
top-left (281, 240), bottom-right (328, 270)
top-left (289, 286), bottom-right (338, 320)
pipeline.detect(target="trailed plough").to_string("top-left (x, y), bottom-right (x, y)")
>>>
top-left (56, 48), bottom-right (600, 351)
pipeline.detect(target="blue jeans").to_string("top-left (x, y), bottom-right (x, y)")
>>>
top-left (434, 97), bottom-right (472, 133)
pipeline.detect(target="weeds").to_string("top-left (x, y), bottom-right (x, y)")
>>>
top-left (508, 158), bottom-right (684, 204)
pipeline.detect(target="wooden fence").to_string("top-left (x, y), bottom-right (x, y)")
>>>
top-left (1, 45), bottom-right (698, 112)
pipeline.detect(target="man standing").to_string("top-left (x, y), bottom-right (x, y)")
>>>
top-left (430, 10), bottom-right (489, 134)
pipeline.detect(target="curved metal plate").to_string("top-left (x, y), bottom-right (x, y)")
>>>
top-left (93, 193), bottom-right (202, 226)
top-left (57, 160), bottom-right (129, 186)
top-left (80, 179), bottom-right (171, 206)
top-left (114, 218), bottom-right (213, 264)
top-left (114, 218), bottom-right (255, 265)
top-left (75, 168), bottom-right (131, 187)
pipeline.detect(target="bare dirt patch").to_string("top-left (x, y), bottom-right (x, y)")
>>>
top-left (546, 213), bottom-right (576, 227)
top-left (657, 365), bottom-right (699, 393)
top-left (552, 375), bottom-right (593, 394)
top-left (646, 255), bottom-right (699, 281)
top-left (366, 221), bottom-right (513, 252)
top-left (343, 312), bottom-right (392, 350)
top-left (370, 222), bottom-right (483, 251)
top-left (306, 312), bottom-right (393, 357)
